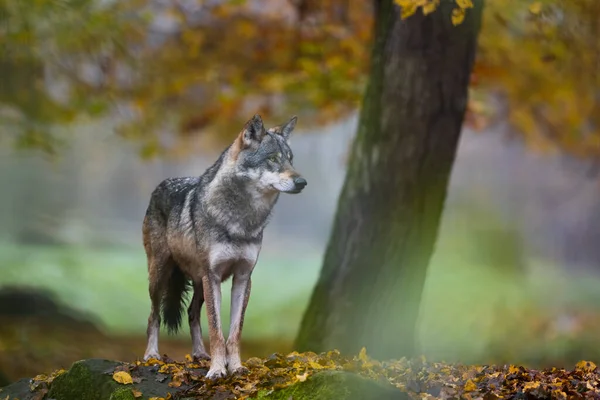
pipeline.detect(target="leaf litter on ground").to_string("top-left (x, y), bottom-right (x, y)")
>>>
top-left (23, 349), bottom-right (600, 399)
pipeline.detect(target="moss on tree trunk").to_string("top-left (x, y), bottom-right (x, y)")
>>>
top-left (295, 0), bottom-right (484, 359)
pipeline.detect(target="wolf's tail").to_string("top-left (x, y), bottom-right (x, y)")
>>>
top-left (161, 266), bottom-right (190, 335)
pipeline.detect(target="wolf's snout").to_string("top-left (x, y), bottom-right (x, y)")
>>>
top-left (293, 177), bottom-right (307, 191)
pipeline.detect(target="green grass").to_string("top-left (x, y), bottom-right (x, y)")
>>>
top-left (0, 243), bottom-right (321, 340)
top-left (3, 240), bottom-right (600, 366)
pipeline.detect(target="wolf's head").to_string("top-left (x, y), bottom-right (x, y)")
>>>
top-left (231, 114), bottom-right (307, 194)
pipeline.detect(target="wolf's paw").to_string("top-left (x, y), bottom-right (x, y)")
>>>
top-left (192, 351), bottom-right (211, 361)
top-left (143, 352), bottom-right (161, 362)
top-left (206, 365), bottom-right (227, 380)
top-left (229, 365), bottom-right (249, 376)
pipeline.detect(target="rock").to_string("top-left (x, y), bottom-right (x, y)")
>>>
top-left (0, 285), bottom-right (101, 330)
top-left (0, 358), bottom-right (408, 400)
top-left (257, 370), bottom-right (408, 400)
top-left (0, 377), bottom-right (32, 399)
top-left (0, 359), bottom-right (189, 400)
top-left (0, 369), bottom-right (10, 387)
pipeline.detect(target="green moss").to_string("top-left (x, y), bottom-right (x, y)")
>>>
top-left (256, 371), bottom-right (407, 400)
top-left (47, 359), bottom-right (123, 400)
top-left (109, 387), bottom-right (137, 400)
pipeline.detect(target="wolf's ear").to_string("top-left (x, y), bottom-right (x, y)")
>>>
top-left (270, 116), bottom-right (297, 142)
top-left (240, 114), bottom-right (266, 149)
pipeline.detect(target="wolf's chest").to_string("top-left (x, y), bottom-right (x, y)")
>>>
top-left (207, 241), bottom-right (261, 267)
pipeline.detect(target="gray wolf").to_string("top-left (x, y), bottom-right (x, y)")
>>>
top-left (141, 114), bottom-right (306, 379)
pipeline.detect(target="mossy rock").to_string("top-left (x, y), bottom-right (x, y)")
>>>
top-left (257, 370), bottom-right (408, 400)
top-left (0, 369), bottom-right (10, 387)
top-left (0, 359), bottom-right (408, 400)
top-left (0, 359), bottom-right (189, 400)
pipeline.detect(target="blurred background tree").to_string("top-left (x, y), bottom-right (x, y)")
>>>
top-left (0, 0), bottom-right (373, 158)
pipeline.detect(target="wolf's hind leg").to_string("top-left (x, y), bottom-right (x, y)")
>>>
top-left (143, 251), bottom-right (174, 361)
top-left (188, 281), bottom-right (210, 360)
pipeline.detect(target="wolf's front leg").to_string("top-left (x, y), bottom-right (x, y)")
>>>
top-left (143, 303), bottom-right (161, 361)
top-left (226, 272), bottom-right (252, 374)
top-left (202, 273), bottom-right (227, 379)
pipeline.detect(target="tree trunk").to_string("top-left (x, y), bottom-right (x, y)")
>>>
top-left (295, 0), bottom-right (484, 359)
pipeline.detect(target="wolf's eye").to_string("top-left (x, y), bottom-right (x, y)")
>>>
top-left (268, 155), bottom-right (279, 163)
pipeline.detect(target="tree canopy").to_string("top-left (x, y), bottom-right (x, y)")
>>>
top-left (1, 0), bottom-right (372, 157)
top-left (2, 0), bottom-right (599, 159)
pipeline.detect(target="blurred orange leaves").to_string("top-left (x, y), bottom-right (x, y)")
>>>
top-left (7, 0), bottom-right (600, 161)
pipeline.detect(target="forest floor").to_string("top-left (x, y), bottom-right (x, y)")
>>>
top-left (0, 316), bottom-right (292, 383)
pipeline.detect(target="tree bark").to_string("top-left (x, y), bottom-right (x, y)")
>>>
top-left (295, 0), bottom-right (484, 359)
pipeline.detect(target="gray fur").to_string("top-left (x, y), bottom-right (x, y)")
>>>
top-left (141, 115), bottom-right (306, 379)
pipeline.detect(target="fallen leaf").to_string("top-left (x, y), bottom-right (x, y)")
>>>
top-left (358, 347), bottom-right (369, 363)
top-left (132, 389), bottom-right (143, 398)
top-left (576, 360), bottom-right (597, 372)
top-left (112, 371), bottom-right (133, 385)
top-left (523, 381), bottom-right (541, 390)
top-left (296, 372), bottom-right (309, 382)
top-left (464, 379), bottom-right (477, 391)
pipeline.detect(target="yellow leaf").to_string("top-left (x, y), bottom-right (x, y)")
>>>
top-left (422, 0), bottom-right (439, 15)
top-left (358, 347), bottom-right (372, 364)
top-left (523, 381), bottom-right (540, 390)
top-left (456, 0), bottom-right (473, 9)
top-left (398, 1), bottom-right (418, 19)
top-left (132, 389), bottom-right (143, 398)
top-left (296, 372), bottom-right (309, 382)
top-left (451, 7), bottom-right (465, 25)
top-left (508, 365), bottom-right (520, 374)
top-left (112, 371), bottom-right (133, 385)
top-left (464, 379), bottom-right (477, 392)
top-left (308, 361), bottom-right (324, 370)
top-left (185, 354), bottom-right (193, 362)
top-left (552, 390), bottom-right (567, 400)
top-left (576, 360), bottom-right (597, 372)
top-left (529, 1), bottom-right (542, 14)
top-left (394, 0), bottom-right (414, 7)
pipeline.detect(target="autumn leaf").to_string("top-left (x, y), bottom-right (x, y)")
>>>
top-left (396, 0), bottom-right (418, 19)
top-left (451, 7), bottom-right (466, 25)
top-left (523, 381), bottom-right (541, 390)
top-left (528, 1), bottom-right (542, 14)
top-left (422, 0), bottom-right (439, 15)
top-left (296, 372), bottom-right (309, 382)
top-left (464, 379), bottom-right (477, 391)
top-left (132, 389), bottom-right (143, 398)
top-left (456, 0), bottom-right (474, 9)
top-left (112, 371), bottom-right (133, 385)
top-left (358, 347), bottom-right (369, 363)
top-left (575, 360), bottom-right (597, 372)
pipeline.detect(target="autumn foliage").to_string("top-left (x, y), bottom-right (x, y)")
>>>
top-left (4, 0), bottom-right (600, 159)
